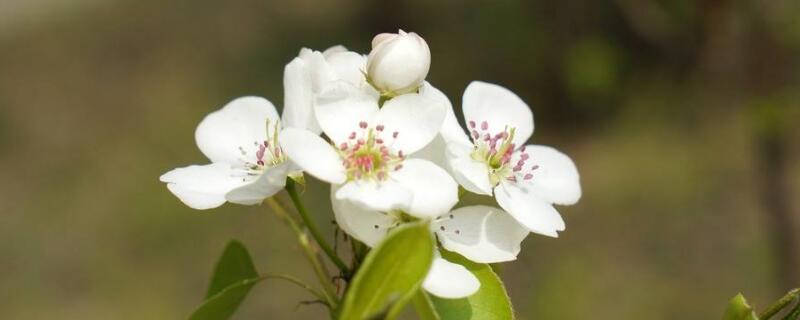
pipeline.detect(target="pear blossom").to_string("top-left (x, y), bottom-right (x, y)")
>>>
top-left (282, 46), bottom-right (368, 134)
top-left (440, 81), bottom-right (582, 237)
top-left (331, 189), bottom-right (528, 298)
top-left (160, 97), bottom-right (291, 210)
top-left (366, 30), bottom-right (431, 96)
top-left (279, 81), bottom-right (455, 218)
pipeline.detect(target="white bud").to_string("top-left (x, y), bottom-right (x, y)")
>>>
top-left (366, 30), bottom-right (431, 96)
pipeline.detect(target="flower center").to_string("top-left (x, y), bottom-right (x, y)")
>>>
top-left (467, 120), bottom-right (539, 186)
top-left (371, 211), bottom-right (415, 231)
top-left (236, 119), bottom-right (286, 178)
top-left (338, 121), bottom-right (405, 181)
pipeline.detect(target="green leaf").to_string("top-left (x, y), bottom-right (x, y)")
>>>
top-left (430, 250), bottom-right (514, 320)
top-left (189, 277), bottom-right (264, 320)
top-left (188, 240), bottom-right (261, 320)
top-left (723, 294), bottom-right (759, 320)
top-left (339, 222), bottom-right (435, 320)
top-left (412, 290), bottom-right (441, 320)
top-left (205, 240), bottom-right (259, 298)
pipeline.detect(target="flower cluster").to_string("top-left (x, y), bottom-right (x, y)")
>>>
top-left (160, 30), bottom-right (581, 299)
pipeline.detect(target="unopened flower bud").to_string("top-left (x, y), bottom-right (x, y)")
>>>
top-left (366, 30), bottom-right (430, 96)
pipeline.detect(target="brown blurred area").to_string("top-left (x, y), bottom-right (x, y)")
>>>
top-left (1, 0), bottom-right (798, 319)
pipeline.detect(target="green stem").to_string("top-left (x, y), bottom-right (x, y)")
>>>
top-left (761, 288), bottom-right (800, 319)
top-left (261, 272), bottom-right (328, 303)
top-left (285, 179), bottom-right (350, 275)
top-left (781, 299), bottom-right (800, 320)
top-left (412, 290), bottom-right (440, 320)
top-left (265, 197), bottom-right (339, 307)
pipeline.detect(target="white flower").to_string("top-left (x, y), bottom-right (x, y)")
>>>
top-left (366, 30), bottom-right (431, 96)
top-left (160, 97), bottom-right (291, 210)
top-left (279, 81), bottom-right (455, 218)
top-left (331, 190), bottom-right (529, 298)
top-left (282, 46), bottom-right (368, 134)
top-left (441, 81), bottom-right (582, 237)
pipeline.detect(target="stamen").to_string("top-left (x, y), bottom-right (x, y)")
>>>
top-left (233, 119), bottom-right (286, 174)
top-left (337, 123), bottom-right (405, 182)
top-left (467, 120), bottom-right (542, 186)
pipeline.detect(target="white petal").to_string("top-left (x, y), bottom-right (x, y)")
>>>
top-left (495, 181), bottom-right (565, 237)
top-left (282, 58), bottom-right (321, 133)
top-left (325, 51), bottom-right (367, 86)
top-left (433, 205), bottom-right (529, 263)
top-left (314, 82), bottom-right (379, 144)
top-left (225, 162), bottom-right (290, 205)
top-left (322, 45), bottom-right (348, 57)
top-left (462, 81), bottom-right (533, 146)
top-left (391, 159), bottom-right (458, 218)
top-left (334, 179), bottom-right (412, 213)
top-left (159, 163), bottom-right (246, 210)
top-left (298, 48), bottom-right (337, 93)
top-left (373, 91), bottom-right (446, 155)
top-left (412, 135), bottom-right (448, 169)
top-left (195, 96), bottom-right (280, 165)
top-left (330, 186), bottom-right (396, 247)
top-left (446, 143), bottom-right (493, 195)
top-left (419, 82), bottom-right (471, 146)
top-left (278, 128), bottom-right (346, 184)
top-left (423, 255), bottom-right (480, 299)
top-left (515, 145), bottom-right (581, 205)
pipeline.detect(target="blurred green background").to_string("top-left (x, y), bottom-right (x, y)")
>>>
top-left (1, 0), bottom-right (798, 319)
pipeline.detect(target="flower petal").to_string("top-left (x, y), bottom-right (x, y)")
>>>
top-left (423, 255), bottom-right (480, 299)
top-left (159, 163), bottom-right (246, 210)
top-left (391, 159), bottom-right (458, 218)
top-left (433, 205), bottom-right (529, 263)
top-left (334, 179), bottom-right (412, 213)
top-left (282, 58), bottom-right (321, 133)
top-left (278, 128), bottom-right (346, 184)
top-left (411, 135), bottom-right (447, 169)
top-left (322, 45), bottom-right (348, 57)
top-left (373, 89), bottom-right (446, 155)
top-left (325, 50), bottom-right (367, 86)
top-left (225, 162), bottom-right (290, 205)
top-left (298, 48), bottom-right (337, 92)
top-left (462, 81), bottom-right (533, 146)
top-left (420, 82), bottom-right (471, 146)
top-left (446, 143), bottom-right (493, 195)
top-left (515, 145), bottom-right (581, 205)
top-left (195, 96), bottom-right (280, 165)
top-left (495, 181), bottom-right (565, 237)
top-left (314, 82), bottom-right (379, 144)
top-left (330, 186), bottom-right (396, 247)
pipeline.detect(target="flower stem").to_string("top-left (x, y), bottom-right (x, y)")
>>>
top-left (285, 179), bottom-right (350, 275)
top-left (261, 272), bottom-right (328, 303)
top-left (265, 197), bottom-right (339, 306)
top-left (760, 288), bottom-right (799, 319)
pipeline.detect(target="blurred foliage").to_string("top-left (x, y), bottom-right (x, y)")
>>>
top-left (0, 0), bottom-right (798, 319)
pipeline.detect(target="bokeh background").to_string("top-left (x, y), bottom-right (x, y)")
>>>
top-left (1, 0), bottom-right (799, 319)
